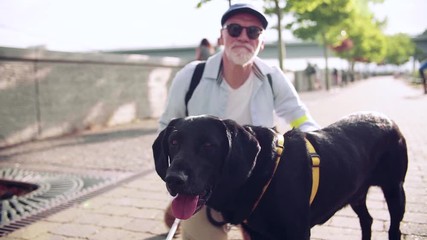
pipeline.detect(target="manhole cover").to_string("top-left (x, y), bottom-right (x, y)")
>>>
top-left (0, 167), bottom-right (140, 236)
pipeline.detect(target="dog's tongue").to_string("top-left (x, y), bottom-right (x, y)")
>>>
top-left (171, 194), bottom-right (199, 220)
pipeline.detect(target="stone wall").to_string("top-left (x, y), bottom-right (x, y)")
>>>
top-left (0, 47), bottom-right (184, 148)
top-left (0, 46), bottom-right (360, 148)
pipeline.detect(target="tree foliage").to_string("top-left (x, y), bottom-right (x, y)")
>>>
top-left (282, 0), bottom-right (356, 89)
top-left (414, 30), bottom-right (427, 61)
top-left (331, 3), bottom-right (415, 68)
top-left (333, 10), bottom-right (387, 66)
top-left (384, 34), bottom-right (415, 65)
top-left (284, 0), bottom-right (354, 42)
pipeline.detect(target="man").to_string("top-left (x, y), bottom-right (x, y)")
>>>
top-left (419, 60), bottom-right (427, 94)
top-left (158, 3), bottom-right (320, 239)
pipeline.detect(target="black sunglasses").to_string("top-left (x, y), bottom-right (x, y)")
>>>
top-left (223, 23), bottom-right (263, 40)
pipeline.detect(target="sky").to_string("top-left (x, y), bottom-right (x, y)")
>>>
top-left (0, 0), bottom-right (426, 52)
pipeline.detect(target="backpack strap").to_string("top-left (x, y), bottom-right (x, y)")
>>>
top-left (267, 73), bottom-right (275, 99)
top-left (185, 62), bottom-right (206, 116)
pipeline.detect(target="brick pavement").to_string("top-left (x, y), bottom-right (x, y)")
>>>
top-left (0, 76), bottom-right (426, 239)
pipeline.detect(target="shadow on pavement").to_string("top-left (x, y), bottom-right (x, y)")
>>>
top-left (0, 127), bottom-right (157, 159)
top-left (144, 234), bottom-right (167, 240)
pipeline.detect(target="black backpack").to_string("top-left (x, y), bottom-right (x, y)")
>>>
top-left (184, 62), bottom-right (273, 116)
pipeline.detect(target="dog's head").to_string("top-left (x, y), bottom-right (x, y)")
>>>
top-left (152, 115), bottom-right (260, 219)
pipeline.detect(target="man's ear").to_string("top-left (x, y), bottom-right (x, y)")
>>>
top-left (259, 40), bottom-right (265, 52)
top-left (218, 33), bottom-right (224, 45)
top-left (152, 118), bottom-right (182, 180)
top-left (220, 29), bottom-right (229, 47)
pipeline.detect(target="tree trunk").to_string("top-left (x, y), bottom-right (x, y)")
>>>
top-left (322, 32), bottom-right (330, 90)
top-left (274, 0), bottom-right (286, 71)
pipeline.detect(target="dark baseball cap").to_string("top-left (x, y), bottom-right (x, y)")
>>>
top-left (221, 3), bottom-right (268, 29)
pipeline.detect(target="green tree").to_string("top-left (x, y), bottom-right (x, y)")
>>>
top-left (333, 12), bottom-right (415, 73)
top-left (264, 0), bottom-right (287, 71)
top-left (332, 11), bottom-right (387, 72)
top-left (384, 34), bottom-right (416, 65)
top-left (283, 0), bottom-right (356, 90)
top-left (413, 29), bottom-right (427, 62)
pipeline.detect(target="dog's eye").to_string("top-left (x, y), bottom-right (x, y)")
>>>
top-left (170, 139), bottom-right (178, 146)
top-left (202, 142), bottom-right (213, 149)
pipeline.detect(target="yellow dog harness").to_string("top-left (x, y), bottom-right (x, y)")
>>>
top-left (250, 134), bottom-right (320, 213)
top-left (305, 137), bottom-right (320, 205)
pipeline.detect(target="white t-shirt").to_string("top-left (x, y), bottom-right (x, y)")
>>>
top-left (159, 51), bottom-right (320, 132)
top-left (224, 73), bottom-right (255, 125)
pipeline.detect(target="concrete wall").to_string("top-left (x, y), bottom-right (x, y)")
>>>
top-left (0, 47), bottom-right (184, 148)
top-left (0, 46), bottom-right (361, 148)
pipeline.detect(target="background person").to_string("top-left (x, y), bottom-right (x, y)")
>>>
top-left (215, 36), bottom-right (224, 53)
top-left (304, 62), bottom-right (316, 90)
top-left (158, 3), bottom-right (320, 240)
top-left (195, 38), bottom-right (215, 60)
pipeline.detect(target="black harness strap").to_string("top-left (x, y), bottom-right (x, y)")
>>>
top-left (267, 73), bottom-right (273, 93)
top-left (185, 62), bottom-right (206, 116)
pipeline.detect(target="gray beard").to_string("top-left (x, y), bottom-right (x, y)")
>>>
top-left (226, 47), bottom-right (256, 66)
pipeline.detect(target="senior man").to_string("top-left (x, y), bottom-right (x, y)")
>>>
top-left (158, 3), bottom-right (319, 239)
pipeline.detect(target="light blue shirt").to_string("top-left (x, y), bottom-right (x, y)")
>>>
top-left (159, 51), bottom-right (319, 132)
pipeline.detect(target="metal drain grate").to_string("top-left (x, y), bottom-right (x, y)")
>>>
top-left (0, 167), bottom-right (146, 237)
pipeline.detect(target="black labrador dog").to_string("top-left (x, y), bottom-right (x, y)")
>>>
top-left (152, 112), bottom-right (408, 240)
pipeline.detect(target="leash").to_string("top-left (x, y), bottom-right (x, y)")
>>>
top-left (165, 218), bottom-right (180, 240)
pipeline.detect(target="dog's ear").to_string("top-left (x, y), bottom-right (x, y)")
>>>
top-left (152, 118), bottom-right (182, 180)
top-left (221, 119), bottom-right (261, 186)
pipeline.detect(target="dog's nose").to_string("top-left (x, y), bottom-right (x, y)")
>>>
top-left (165, 171), bottom-right (188, 194)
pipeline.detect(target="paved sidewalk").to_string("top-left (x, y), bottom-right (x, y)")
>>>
top-left (0, 76), bottom-right (426, 239)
